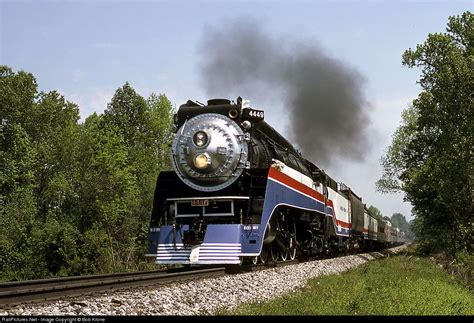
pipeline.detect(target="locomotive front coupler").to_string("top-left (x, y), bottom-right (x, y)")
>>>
top-left (182, 219), bottom-right (207, 247)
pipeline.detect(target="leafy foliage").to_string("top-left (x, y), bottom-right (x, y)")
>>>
top-left (390, 213), bottom-right (414, 240)
top-left (0, 66), bottom-right (173, 281)
top-left (367, 205), bottom-right (383, 220)
top-left (376, 12), bottom-right (473, 255)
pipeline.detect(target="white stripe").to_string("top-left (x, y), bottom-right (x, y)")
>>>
top-left (197, 253), bottom-right (240, 256)
top-left (268, 177), bottom-right (324, 205)
top-left (158, 243), bottom-right (241, 247)
top-left (158, 252), bottom-right (239, 256)
top-left (158, 247), bottom-right (241, 252)
top-left (167, 196), bottom-right (249, 201)
top-left (157, 260), bottom-right (241, 265)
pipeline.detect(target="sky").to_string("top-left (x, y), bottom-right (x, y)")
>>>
top-left (1, 0), bottom-right (471, 221)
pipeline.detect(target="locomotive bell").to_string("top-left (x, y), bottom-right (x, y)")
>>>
top-left (171, 113), bottom-right (249, 192)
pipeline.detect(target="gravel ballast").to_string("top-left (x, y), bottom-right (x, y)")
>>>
top-left (1, 245), bottom-right (407, 316)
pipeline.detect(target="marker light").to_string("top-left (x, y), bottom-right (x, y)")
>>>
top-left (193, 131), bottom-right (208, 147)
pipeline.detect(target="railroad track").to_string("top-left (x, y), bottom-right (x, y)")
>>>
top-left (0, 257), bottom-right (302, 309)
top-left (0, 266), bottom-right (227, 308)
top-left (0, 245), bottom-right (405, 309)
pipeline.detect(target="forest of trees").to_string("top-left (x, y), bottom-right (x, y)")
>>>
top-left (377, 12), bottom-right (473, 256)
top-left (1, 66), bottom-right (174, 281)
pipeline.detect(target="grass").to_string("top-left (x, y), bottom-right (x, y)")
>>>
top-left (219, 254), bottom-right (474, 315)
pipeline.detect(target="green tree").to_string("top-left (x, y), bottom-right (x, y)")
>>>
top-left (103, 82), bottom-right (148, 148)
top-left (30, 91), bottom-right (81, 222)
top-left (0, 66), bottom-right (37, 126)
top-left (103, 84), bottom-right (174, 268)
top-left (146, 93), bottom-right (174, 172)
top-left (376, 12), bottom-right (473, 254)
top-left (0, 123), bottom-right (39, 280)
top-left (368, 205), bottom-right (383, 221)
top-left (75, 113), bottom-right (139, 272)
top-left (1, 67), bottom-right (175, 280)
top-left (390, 213), bottom-right (414, 241)
top-left (0, 66), bottom-right (38, 202)
top-left (390, 213), bottom-right (406, 228)
top-left (0, 67), bottom-right (41, 280)
top-left (408, 219), bottom-right (417, 241)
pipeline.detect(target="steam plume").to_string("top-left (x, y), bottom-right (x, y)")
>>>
top-left (198, 20), bottom-right (370, 167)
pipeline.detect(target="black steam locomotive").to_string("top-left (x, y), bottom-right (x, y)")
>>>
top-left (146, 97), bottom-right (404, 265)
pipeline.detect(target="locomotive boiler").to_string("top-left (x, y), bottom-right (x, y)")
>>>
top-left (146, 97), bottom-right (404, 266)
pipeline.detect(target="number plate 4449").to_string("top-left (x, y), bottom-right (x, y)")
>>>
top-left (191, 199), bottom-right (209, 206)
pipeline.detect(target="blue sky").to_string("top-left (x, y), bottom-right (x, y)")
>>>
top-left (1, 0), bottom-right (471, 220)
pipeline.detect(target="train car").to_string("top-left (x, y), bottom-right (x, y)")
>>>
top-left (377, 219), bottom-right (387, 244)
top-left (363, 207), bottom-right (378, 249)
top-left (146, 97), bottom-right (404, 266)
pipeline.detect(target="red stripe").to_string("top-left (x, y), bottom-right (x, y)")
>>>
top-left (269, 166), bottom-right (353, 229)
top-left (327, 199), bottom-right (334, 208)
top-left (268, 166), bottom-right (325, 203)
top-left (336, 219), bottom-right (351, 229)
top-left (326, 194), bottom-right (351, 229)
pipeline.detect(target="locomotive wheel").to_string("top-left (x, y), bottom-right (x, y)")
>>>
top-left (289, 248), bottom-right (297, 260)
top-left (260, 248), bottom-right (268, 264)
top-left (280, 248), bottom-right (288, 261)
top-left (289, 238), bottom-right (297, 260)
top-left (252, 256), bottom-right (258, 265)
top-left (270, 246), bottom-right (279, 262)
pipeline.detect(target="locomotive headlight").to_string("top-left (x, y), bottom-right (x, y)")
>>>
top-left (193, 131), bottom-right (208, 147)
top-left (194, 153), bottom-right (211, 169)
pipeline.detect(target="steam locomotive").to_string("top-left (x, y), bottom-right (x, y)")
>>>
top-left (146, 97), bottom-right (405, 266)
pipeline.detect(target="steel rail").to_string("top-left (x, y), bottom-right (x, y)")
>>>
top-left (0, 244), bottom-right (407, 308)
top-left (0, 266), bottom-right (226, 308)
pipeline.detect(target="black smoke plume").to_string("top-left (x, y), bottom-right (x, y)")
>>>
top-left (198, 20), bottom-right (370, 167)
